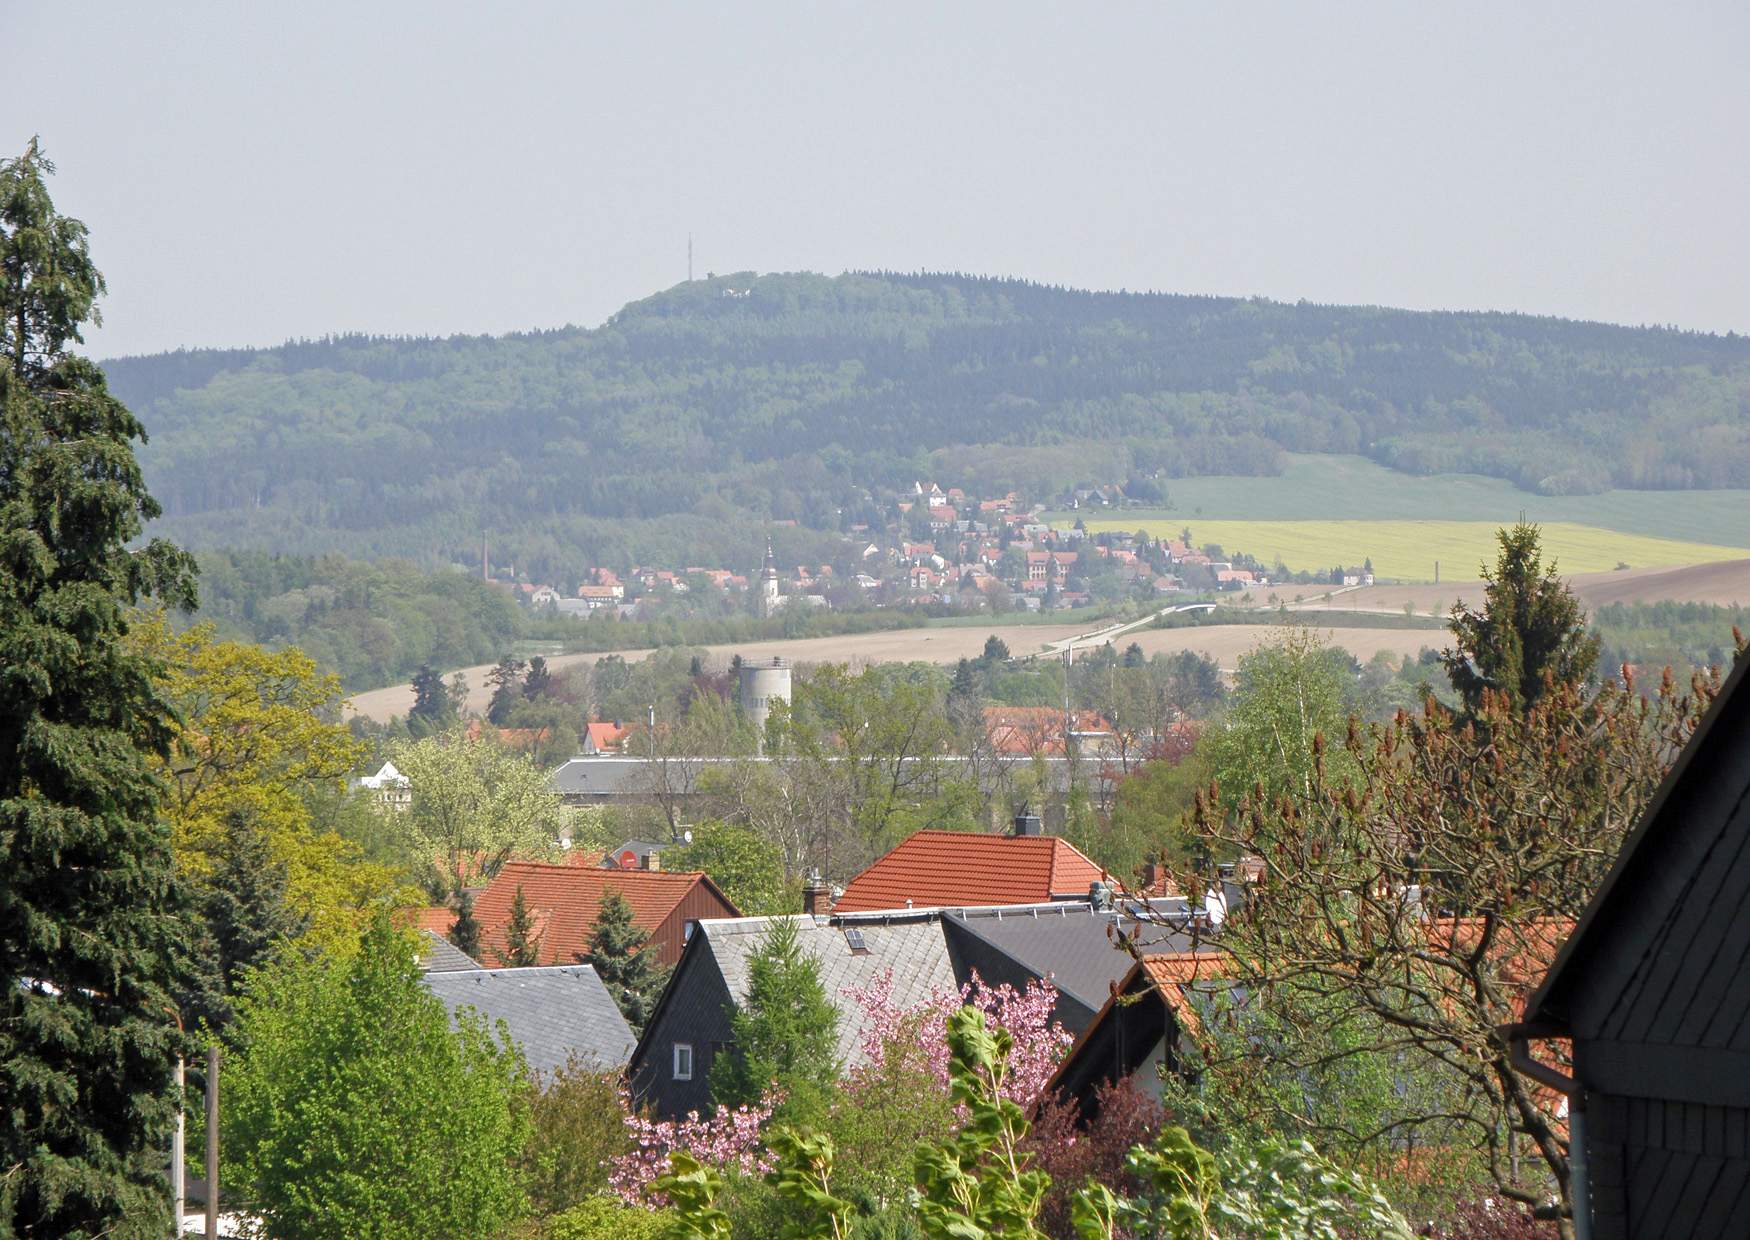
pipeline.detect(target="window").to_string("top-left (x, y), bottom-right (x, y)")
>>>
top-left (673, 1042), bottom-right (693, 1080)
top-left (843, 927), bottom-right (869, 955)
top-left (683, 920), bottom-right (697, 942)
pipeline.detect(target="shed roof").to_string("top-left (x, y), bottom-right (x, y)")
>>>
top-left (423, 965), bottom-right (636, 1076)
top-left (418, 929), bottom-right (480, 973)
top-left (833, 830), bottom-right (1108, 914)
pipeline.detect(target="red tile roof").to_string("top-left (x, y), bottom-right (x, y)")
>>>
top-left (472, 861), bottom-right (737, 966)
top-left (832, 830), bottom-right (1109, 914)
top-left (409, 905), bottom-right (457, 935)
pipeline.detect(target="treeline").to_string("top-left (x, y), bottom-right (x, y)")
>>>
top-left (1594, 601), bottom-right (1750, 674)
top-left (190, 549), bottom-right (928, 693)
top-left (103, 271), bottom-right (1750, 583)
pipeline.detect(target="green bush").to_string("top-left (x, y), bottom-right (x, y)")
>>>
top-left (543, 1195), bottom-right (672, 1240)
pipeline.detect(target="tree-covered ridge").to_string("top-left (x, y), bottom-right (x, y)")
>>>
top-left (104, 272), bottom-right (1750, 582)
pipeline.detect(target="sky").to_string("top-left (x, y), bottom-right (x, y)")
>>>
top-left (5, 2), bottom-right (1748, 358)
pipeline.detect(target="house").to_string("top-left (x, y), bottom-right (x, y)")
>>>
top-left (601, 838), bottom-right (671, 870)
top-left (1044, 953), bottom-right (1232, 1119)
top-left (831, 826), bottom-right (1111, 914)
top-left (1516, 656), bottom-right (1750, 1239)
top-left (629, 896), bottom-right (1200, 1119)
top-left (581, 721), bottom-right (632, 754)
top-left (423, 964), bottom-right (637, 1075)
top-left (983, 707), bottom-right (1115, 758)
top-left (576, 583), bottom-right (624, 607)
top-left (417, 928), bottom-right (480, 973)
top-left (355, 760), bottom-right (411, 811)
top-left (471, 860), bottom-right (740, 968)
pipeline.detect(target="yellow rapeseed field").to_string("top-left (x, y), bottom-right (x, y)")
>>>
top-left (1081, 520), bottom-right (1749, 583)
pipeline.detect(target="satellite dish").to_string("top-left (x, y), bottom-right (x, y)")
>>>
top-left (683, 829), bottom-right (693, 845)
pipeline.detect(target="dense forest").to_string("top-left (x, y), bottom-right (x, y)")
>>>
top-left (106, 272), bottom-right (1750, 584)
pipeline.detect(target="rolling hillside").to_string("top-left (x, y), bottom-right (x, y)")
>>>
top-left (102, 272), bottom-right (1750, 585)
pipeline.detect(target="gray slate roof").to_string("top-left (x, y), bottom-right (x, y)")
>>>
top-left (551, 754), bottom-right (1079, 798)
top-left (423, 965), bottom-right (636, 1076)
top-left (418, 929), bottom-right (481, 973)
top-left (944, 899), bottom-right (1199, 1012)
top-left (699, 912), bottom-right (960, 1070)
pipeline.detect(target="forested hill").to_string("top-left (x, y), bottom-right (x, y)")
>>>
top-left (104, 272), bottom-right (1750, 584)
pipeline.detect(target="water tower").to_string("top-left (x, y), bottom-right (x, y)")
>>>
top-left (738, 655), bottom-right (791, 747)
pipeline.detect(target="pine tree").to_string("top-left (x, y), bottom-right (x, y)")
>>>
top-left (522, 655), bottom-right (553, 702)
top-left (410, 663), bottom-right (452, 734)
top-left (585, 890), bottom-right (668, 1030)
top-left (710, 917), bottom-right (839, 1124)
top-left (449, 890), bottom-right (483, 960)
top-left (484, 655), bottom-right (526, 725)
top-left (1443, 523), bottom-right (1600, 716)
top-left (195, 811), bottom-right (307, 1029)
top-left (495, 885), bottom-right (544, 967)
top-left (0, 139), bottom-right (201, 1236)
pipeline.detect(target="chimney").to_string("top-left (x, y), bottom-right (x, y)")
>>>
top-left (801, 870), bottom-right (832, 916)
top-left (1140, 858), bottom-right (1160, 892)
top-left (1011, 808), bottom-right (1044, 837)
top-left (642, 851), bottom-right (661, 872)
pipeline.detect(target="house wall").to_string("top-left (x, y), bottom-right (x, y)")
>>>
top-left (630, 949), bottom-right (736, 1120)
top-left (651, 884), bottom-right (740, 967)
top-left (1585, 1093), bottom-right (1750, 1239)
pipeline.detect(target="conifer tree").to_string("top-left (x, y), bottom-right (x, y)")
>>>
top-left (196, 811), bottom-right (307, 1028)
top-left (409, 662), bottom-right (452, 735)
top-left (0, 139), bottom-right (200, 1236)
top-left (485, 654), bottom-right (526, 725)
top-left (495, 885), bottom-right (544, 967)
top-left (449, 889), bottom-right (483, 961)
top-left (1443, 523), bottom-right (1600, 716)
top-left (585, 890), bottom-right (668, 1030)
top-left (522, 655), bottom-right (553, 701)
top-left (710, 917), bottom-right (839, 1123)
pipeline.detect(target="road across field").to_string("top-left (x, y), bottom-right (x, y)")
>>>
top-left (344, 620), bottom-right (1446, 722)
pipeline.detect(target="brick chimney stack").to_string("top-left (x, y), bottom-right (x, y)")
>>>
top-left (801, 870), bottom-right (833, 915)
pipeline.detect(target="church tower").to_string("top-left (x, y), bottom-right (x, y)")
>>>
top-left (758, 538), bottom-right (780, 618)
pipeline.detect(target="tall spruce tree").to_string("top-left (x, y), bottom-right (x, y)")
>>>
top-left (521, 655), bottom-right (553, 701)
top-left (0, 140), bottom-right (200, 1236)
top-left (1443, 523), bottom-right (1600, 716)
top-left (710, 917), bottom-right (839, 1124)
top-left (485, 655), bottom-right (526, 725)
top-left (495, 885), bottom-right (544, 967)
top-left (409, 662), bottom-right (451, 735)
top-left (585, 890), bottom-right (668, 1030)
top-left (185, 811), bottom-right (306, 1032)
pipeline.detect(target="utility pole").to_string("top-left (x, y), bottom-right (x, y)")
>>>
top-left (205, 1044), bottom-right (220, 1240)
top-left (171, 1056), bottom-right (185, 1230)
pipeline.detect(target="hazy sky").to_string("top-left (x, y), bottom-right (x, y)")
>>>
top-left (5, 2), bottom-right (1747, 357)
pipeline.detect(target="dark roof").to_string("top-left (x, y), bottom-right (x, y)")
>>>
top-left (550, 754), bottom-right (1081, 798)
top-left (423, 965), bottom-right (636, 1076)
top-left (418, 929), bottom-right (480, 973)
top-left (943, 899), bottom-right (1199, 1013)
top-left (1526, 654), bottom-right (1750, 1029)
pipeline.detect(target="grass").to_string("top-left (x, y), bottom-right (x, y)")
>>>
top-left (1082, 519), bottom-right (1749, 583)
top-left (1051, 454), bottom-right (1750, 548)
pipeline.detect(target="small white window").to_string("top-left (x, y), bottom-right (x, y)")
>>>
top-left (683, 920), bottom-right (697, 942)
top-left (673, 1042), bottom-right (693, 1080)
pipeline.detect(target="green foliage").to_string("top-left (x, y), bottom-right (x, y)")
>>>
top-left (764, 1129), bottom-right (856, 1240)
top-left (524, 1057), bottom-right (633, 1215)
top-left (1207, 625), bottom-right (1357, 809)
top-left (1592, 600), bottom-right (1750, 676)
top-left (911, 1007), bottom-right (1050, 1239)
top-left (1071, 1127), bottom-right (1415, 1240)
top-left (104, 272), bottom-right (1750, 583)
top-left (1443, 523), bottom-right (1599, 715)
top-left (224, 917), bottom-right (532, 1239)
top-left (189, 809), bottom-right (309, 1030)
top-left (449, 888), bottom-right (483, 959)
top-left (587, 889), bottom-right (670, 1030)
top-left (666, 821), bottom-right (795, 915)
top-left (191, 549), bottom-right (522, 693)
top-left (0, 139), bottom-right (199, 1238)
top-left (545, 1195), bottom-right (675, 1240)
top-left (651, 1152), bottom-right (733, 1240)
top-left (498, 884), bottom-right (545, 967)
top-left (712, 918), bottom-right (840, 1124)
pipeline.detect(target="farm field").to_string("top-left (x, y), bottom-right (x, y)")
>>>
top-left (1082, 519), bottom-right (1748, 583)
top-left (1059, 454), bottom-right (1750, 546)
top-left (343, 619), bottom-right (1442, 722)
top-left (1277, 560), bottom-right (1750, 615)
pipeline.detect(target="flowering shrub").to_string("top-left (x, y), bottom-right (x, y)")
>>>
top-left (609, 1087), bottom-right (780, 1203)
top-left (842, 970), bottom-right (1073, 1110)
top-left (1025, 1079), bottom-right (1165, 1239)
